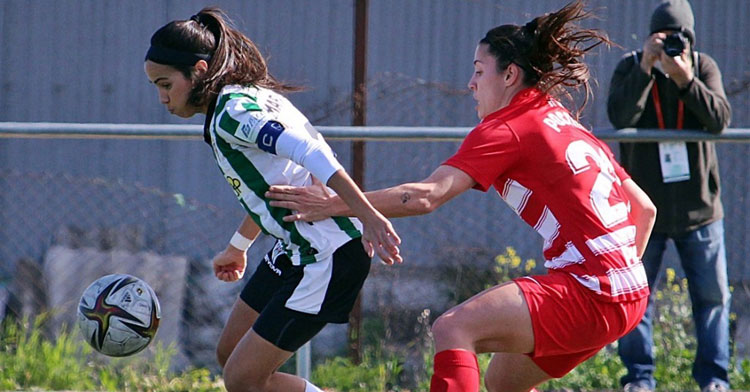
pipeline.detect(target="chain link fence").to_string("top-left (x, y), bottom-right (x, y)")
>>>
top-left (0, 170), bottom-right (247, 371)
top-left (1, 71), bottom-right (749, 384)
top-left (0, 129), bottom-right (551, 381)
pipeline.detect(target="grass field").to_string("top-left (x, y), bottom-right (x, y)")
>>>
top-left (3, 316), bottom-right (750, 391)
top-left (4, 262), bottom-right (750, 391)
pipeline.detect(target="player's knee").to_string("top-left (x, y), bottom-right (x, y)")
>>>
top-left (431, 312), bottom-right (466, 345)
top-left (223, 359), bottom-right (267, 392)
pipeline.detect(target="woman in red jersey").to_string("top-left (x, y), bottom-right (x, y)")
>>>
top-left (267, 1), bottom-right (656, 390)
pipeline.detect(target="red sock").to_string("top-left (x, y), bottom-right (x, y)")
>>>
top-left (430, 349), bottom-right (480, 392)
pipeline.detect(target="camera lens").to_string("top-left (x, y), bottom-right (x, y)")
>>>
top-left (663, 33), bottom-right (687, 57)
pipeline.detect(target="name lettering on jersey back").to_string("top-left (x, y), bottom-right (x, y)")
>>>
top-left (543, 109), bottom-right (588, 133)
top-left (264, 95), bottom-right (282, 115)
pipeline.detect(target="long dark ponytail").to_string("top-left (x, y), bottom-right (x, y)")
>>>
top-left (147, 7), bottom-right (299, 108)
top-left (480, 0), bottom-right (611, 117)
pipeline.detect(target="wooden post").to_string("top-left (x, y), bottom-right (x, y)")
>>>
top-left (348, 0), bottom-right (368, 365)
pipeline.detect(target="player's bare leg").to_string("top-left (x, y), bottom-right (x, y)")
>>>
top-left (222, 328), bottom-right (303, 392)
top-left (484, 352), bottom-right (550, 392)
top-left (430, 281), bottom-right (544, 391)
top-left (216, 299), bottom-right (259, 368)
top-left (432, 281), bottom-right (534, 353)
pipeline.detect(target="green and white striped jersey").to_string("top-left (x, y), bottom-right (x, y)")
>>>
top-left (206, 84), bottom-right (362, 265)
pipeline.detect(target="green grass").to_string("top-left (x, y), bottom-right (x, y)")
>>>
top-left (0, 316), bottom-right (224, 391)
top-left (4, 248), bottom-right (750, 391)
top-left (312, 351), bottom-right (402, 392)
top-left (310, 248), bottom-right (750, 391)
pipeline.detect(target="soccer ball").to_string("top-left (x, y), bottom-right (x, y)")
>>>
top-left (77, 274), bottom-right (161, 357)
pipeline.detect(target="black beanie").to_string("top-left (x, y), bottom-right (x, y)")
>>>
top-left (650, 0), bottom-right (695, 44)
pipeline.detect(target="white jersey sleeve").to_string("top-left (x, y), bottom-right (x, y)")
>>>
top-left (215, 95), bottom-right (343, 184)
top-left (208, 85), bottom-right (363, 266)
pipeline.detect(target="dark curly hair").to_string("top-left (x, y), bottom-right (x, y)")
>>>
top-left (480, 0), bottom-right (611, 117)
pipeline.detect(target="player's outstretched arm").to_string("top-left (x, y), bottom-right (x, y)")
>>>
top-left (622, 178), bottom-right (657, 258)
top-left (213, 215), bottom-right (261, 282)
top-left (267, 165), bottom-right (475, 220)
top-left (325, 170), bottom-right (402, 265)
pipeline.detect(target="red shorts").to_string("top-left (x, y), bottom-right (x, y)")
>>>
top-left (514, 272), bottom-right (647, 378)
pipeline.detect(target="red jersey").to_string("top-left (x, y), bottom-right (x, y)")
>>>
top-left (444, 88), bottom-right (649, 302)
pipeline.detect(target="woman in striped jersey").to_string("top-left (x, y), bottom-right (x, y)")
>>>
top-left (144, 7), bottom-right (401, 392)
top-left (268, 1), bottom-right (657, 391)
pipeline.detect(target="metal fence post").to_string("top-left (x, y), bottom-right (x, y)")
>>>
top-left (296, 341), bottom-right (311, 380)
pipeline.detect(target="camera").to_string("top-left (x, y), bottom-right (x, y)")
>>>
top-left (662, 32), bottom-right (689, 57)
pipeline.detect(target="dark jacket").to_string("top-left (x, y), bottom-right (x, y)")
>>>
top-left (607, 50), bottom-right (732, 235)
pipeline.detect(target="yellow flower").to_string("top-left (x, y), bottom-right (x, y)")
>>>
top-left (666, 268), bottom-right (676, 284)
top-left (525, 259), bottom-right (536, 273)
top-left (495, 255), bottom-right (509, 265)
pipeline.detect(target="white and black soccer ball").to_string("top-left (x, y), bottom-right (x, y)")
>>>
top-left (77, 274), bottom-right (161, 357)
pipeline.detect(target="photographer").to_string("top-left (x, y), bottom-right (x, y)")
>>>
top-left (607, 1), bottom-right (732, 391)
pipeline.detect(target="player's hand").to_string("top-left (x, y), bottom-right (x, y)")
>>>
top-left (267, 178), bottom-right (332, 222)
top-left (213, 245), bottom-right (247, 282)
top-left (359, 211), bottom-right (402, 265)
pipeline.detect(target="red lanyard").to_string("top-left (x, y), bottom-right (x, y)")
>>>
top-left (651, 83), bottom-right (684, 130)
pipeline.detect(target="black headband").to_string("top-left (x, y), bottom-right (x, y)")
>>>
top-left (523, 19), bottom-right (538, 35)
top-left (145, 45), bottom-right (211, 66)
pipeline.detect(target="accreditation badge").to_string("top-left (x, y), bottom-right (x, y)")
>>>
top-left (658, 142), bottom-right (690, 183)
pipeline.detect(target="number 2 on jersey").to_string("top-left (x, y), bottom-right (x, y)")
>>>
top-left (565, 140), bottom-right (628, 228)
